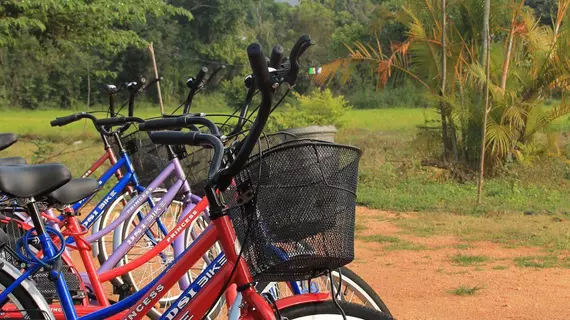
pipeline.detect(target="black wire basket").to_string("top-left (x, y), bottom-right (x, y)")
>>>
top-left (181, 131), bottom-right (299, 197)
top-left (223, 139), bottom-right (362, 282)
top-left (111, 130), bottom-right (180, 189)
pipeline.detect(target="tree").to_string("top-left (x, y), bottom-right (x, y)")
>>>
top-left (0, 0), bottom-right (192, 108)
top-left (317, 0), bottom-right (570, 172)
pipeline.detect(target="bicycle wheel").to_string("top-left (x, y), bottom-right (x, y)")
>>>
top-left (259, 267), bottom-right (392, 317)
top-left (0, 260), bottom-right (53, 319)
top-left (280, 301), bottom-right (393, 320)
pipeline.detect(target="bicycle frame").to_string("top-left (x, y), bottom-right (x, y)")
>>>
top-left (0, 192), bottom-right (329, 320)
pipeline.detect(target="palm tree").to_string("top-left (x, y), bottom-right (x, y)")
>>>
top-left (316, 0), bottom-right (570, 171)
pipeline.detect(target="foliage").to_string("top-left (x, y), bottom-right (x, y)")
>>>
top-left (269, 89), bottom-right (351, 130)
top-left (220, 76), bottom-right (249, 109)
top-left (346, 82), bottom-right (428, 109)
top-left (0, 0), bottom-right (395, 110)
top-left (317, 0), bottom-right (570, 171)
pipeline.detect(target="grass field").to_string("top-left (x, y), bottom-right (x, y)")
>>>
top-left (1, 99), bottom-right (232, 142)
top-left (2, 106), bottom-right (569, 215)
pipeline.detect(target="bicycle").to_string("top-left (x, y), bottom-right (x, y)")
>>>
top-left (0, 56), bottom-right (391, 320)
top-left (0, 36), bottom-right (391, 320)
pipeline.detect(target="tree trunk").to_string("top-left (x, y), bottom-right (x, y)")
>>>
top-left (148, 43), bottom-right (164, 115)
top-left (477, 22), bottom-right (491, 205)
top-left (440, 0), bottom-right (451, 162)
top-left (500, 33), bottom-right (514, 90)
top-left (481, 0), bottom-right (491, 65)
top-left (500, 0), bottom-right (524, 90)
top-left (84, 64), bottom-right (90, 134)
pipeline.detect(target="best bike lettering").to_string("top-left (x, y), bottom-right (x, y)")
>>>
top-left (163, 254), bottom-right (227, 320)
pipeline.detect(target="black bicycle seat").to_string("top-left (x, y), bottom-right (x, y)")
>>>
top-left (46, 178), bottom-right (100, 205)
top-left (0, 133), bottom-right (17, 151)
top-left (0, 164), bottom-right (71, 198)
top-left (0, 157), bottom-right (26, 166)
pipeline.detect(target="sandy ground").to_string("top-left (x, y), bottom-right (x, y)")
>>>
top-left (67, 205), bottom-right (570, 319)
top-left (350, 207), bottom-right (570, 320)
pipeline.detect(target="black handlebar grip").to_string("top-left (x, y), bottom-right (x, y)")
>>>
top-left (139, 116), bottom-right (220, 135)
top-left (247, 43), bottom-right (270, 87)
top-left (194, 67), bottom-right (208, 89)
top-left (285, 35), bottom-right (314, 85)
top-left (148, 131), bottom-right (199, 146)
top-left (95, 117), bottom-right (144, 127)
top-left (149, 131), bottom-right (224, 181)
top-left (50, 114), bottom-right (81, 127)
top-left (269, 45), bottom-right (284, 69)
top-left (138, 117), bottom-right (187, 131)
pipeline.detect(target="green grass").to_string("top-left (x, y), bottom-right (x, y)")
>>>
top-left (451, 254), bottom-right (489, 266)
top-left (355, 222), bottom-right (367, 234)
top-left (341, 108), bottom-right (437, 132)
top-left (4, 105), bottom-right (570, 220)
top-left (390, 212), bottom-right (570, 251)
top-left (359, 235), bottom-right (401, 243)
top-left (385, 241), bottom-right (426, 251)
top-left (514, 255), bottom-right (560, 268)
top-left (448, 285), bottom-right (484, 296)
top-left (1, 97), bottom-right (232, 142)
top-left (357, 234), bottom-right (426, 251)
top-left (455, 243), bottom-right (474, 250)
top-left (335, 113), bottom-right (570, 215)
top-left (492, 265), bottom-right (508, 270)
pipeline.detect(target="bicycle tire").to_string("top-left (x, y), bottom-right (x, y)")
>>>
top-left (279, 301), bottom-right (393, 320)
top-left (0, 259), bottom-right (54, 319)
top-left (258, 267), bottom-right (392, 317)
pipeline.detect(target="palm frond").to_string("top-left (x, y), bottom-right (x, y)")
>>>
top-left (486, 120), bottom-right (515, 158)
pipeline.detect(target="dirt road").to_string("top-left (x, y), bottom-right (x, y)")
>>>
top-left (350, 207), bottom-right (570, 320)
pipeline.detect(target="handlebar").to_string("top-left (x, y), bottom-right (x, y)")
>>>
top-left (215, 42), bottom-right (274, 191)
top-left (95, 116), bottom-right (145, 127)
top-left (127, 78), bottom-right (161, 117)
top-left (50, 113), bottom-right (143, 136)
top-left (183, 67), bottom-right (208, 114)
top-left (50, 113), bottom-right (96, 127)
top-left (148, 131), bottom-right (224, 182)
top-left (139, 116), bottom-right (220, 136)
top-left (269, 45), bottom-right (284, 69)
top-left (284, 35), bottom-right (314, 86)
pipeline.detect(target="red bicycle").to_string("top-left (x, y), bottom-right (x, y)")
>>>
top-left (0, 37), bottom-right (391, 320)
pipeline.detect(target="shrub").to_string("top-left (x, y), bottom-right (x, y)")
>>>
top-left (219, 76), bottom-right (247, 109)
top-left (346, 84), bottom-right (428, 109)
top-left (269, 89), bottom-right (351, 131)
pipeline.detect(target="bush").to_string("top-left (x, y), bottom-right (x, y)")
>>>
top-left (268, 89), bottom-right (351, 131)
top-left (346, 84), bottom-right (428, 109)
top-left (219, 76), bottom-right (247, 109)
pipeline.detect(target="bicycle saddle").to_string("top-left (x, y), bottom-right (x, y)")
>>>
top-left (46, 178), bottom-right (99, 205)
top-left (0, 164), bottom-right (71, 198)
top-left (0, 133), bottom-right (17, 151)
top-left (0, 157), bottom-right (26, 166)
